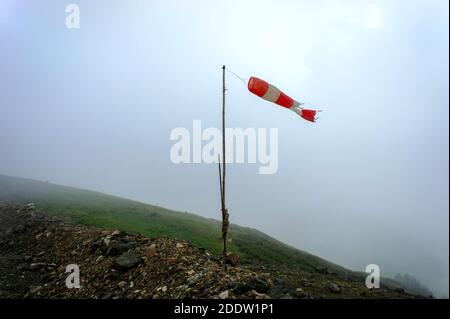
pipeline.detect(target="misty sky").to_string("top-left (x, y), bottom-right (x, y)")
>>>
top-left (0, 0), bottom-right (448, 296)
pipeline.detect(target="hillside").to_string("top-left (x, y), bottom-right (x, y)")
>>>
top-left (0, 174), bottom-right (350, 275)
top-left (0, 203), bottom-right (417, 298)
top-left (0, 174), bottom-right (420, 297)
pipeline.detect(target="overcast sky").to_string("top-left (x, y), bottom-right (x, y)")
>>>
top-left (0, 0), bottom-right (448, 296)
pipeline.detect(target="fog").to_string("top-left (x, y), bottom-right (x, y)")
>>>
top-left (0, 0), bottom-right (448, 296)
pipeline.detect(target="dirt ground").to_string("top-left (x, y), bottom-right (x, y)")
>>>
top-left (0, 203), bottom-right (418, 299)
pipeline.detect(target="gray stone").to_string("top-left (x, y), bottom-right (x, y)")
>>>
top-left (107, 241), bottom-right (137, 256)
top-left (295, 287), bottom-right (307, 298)
top-left (233, 276), bottom-right (270, 294)
top-left (187, 273), bottom-right (204, 286)
top-left (111, 230), bottom-right (122, 237)
top-left (113, 254), bottom-right (142, 271)
top-left (327, 282), bottom-right (341, 293)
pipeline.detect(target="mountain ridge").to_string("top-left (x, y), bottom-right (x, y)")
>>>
top-left (1, 173), bottom-right (422, 298)
top-left (0, 174), bottom-right (349, 274)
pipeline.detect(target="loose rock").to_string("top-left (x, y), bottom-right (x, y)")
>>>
top-left (113, 254), bottom-right (142, 271)
top-left (327, 282), bottom-right (341, 293)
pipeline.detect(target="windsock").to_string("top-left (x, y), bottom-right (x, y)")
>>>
top-left (247, 77), bottom-right (319, 122)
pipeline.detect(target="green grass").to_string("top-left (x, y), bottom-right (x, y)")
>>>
top-left (0, 174), bottom-right (352, 275)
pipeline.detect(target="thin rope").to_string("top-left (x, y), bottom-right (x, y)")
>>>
top-left (225, 67), bottom-right (247, 85)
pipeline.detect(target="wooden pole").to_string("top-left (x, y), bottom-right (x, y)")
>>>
top-left (221, 65), bottom-right (226, 211)
top-left (220, 65), bottom-right (228, 270)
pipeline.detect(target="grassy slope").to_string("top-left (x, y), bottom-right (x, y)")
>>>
top-left (0, 174), bottom-right (354, 276)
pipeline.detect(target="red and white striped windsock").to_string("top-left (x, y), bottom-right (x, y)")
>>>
top-left (248, 77), bottom-right (319, 122)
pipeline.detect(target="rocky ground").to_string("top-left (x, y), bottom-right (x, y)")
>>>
top-left (0, 203), bottom-right (420, 299)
